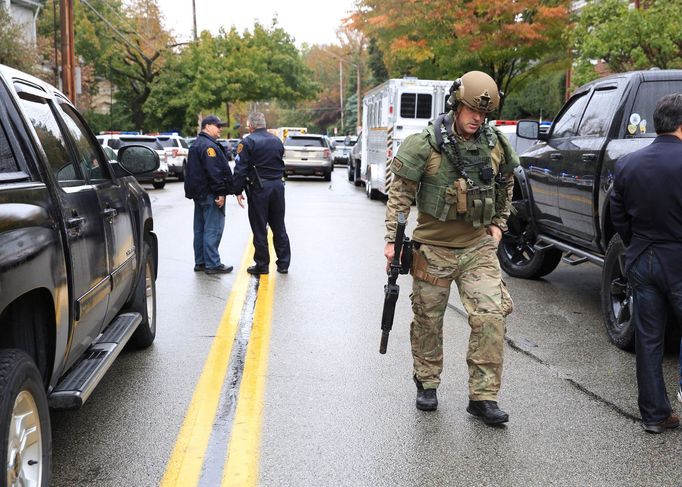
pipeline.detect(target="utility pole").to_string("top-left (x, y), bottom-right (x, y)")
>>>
top-left (60, 0), bottom-right (76, 103)
top-left (356, 61), bottom-right (361, 135)
top-left (192, 0), bottom-right (198, 41)
top-left (339, 59), bottom-right (344, 133)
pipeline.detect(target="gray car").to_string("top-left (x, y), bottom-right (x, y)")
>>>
top-left (283, 134), bottom-right (333, 181)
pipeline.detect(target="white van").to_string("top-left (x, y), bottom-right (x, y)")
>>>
top-left (360, 78), bottom-right (452, 199)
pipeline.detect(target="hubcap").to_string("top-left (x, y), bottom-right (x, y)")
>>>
top-left (145, 258), bottom-right (155, 333)
top-left (7, 391), bottom-right (42, 487)
top-left (609, 254), bottom-right (632, 330)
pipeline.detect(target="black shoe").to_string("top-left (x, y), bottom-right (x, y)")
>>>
top-left (247, 265), bottom-right (269, 275)
top-left (276, 267), bottom-right (288, 274)
top-left (414, 376), bottom-right (438, 411)
top-left (194, 264), bottom-right (205, 272)
top-left (204, 264), bottom-right (233, 274)
top-left (467, 400), bottom-right (509, 425)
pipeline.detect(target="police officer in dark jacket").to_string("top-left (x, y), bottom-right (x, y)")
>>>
top-left (233, 112), bottom-right (291, 274)
top-left (185, 115), bottom-right (243, 274)
top-left (610, 93), bottom-right (682, 434)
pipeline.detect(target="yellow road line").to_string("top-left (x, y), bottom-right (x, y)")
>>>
top-left (222, 238), bottom-right (276, 487)
top-left (160, 246), bottom-right (253, 487)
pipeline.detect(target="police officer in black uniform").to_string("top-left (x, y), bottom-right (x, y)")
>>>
top-left (185, 115), bottom-right (243, 274)
top-left (233, 112), bottom-right (291, 275)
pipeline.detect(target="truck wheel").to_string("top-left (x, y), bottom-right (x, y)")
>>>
top-left (347, 163), bottom-right (354, 182)
top-left (128, 242), bottom-right (157, 348)
top-left (0, 349), bottom-right (51, 487)
top-left (366, 170), bottom-right (381, 200)
top-left (354, 161), bottom-right (362, 187)
top-left (323, 170), bottom-right (332, 182)
top-left (177, 161), bottom-right (186, 181)
top-left (152, 181), bottom-right (166, 189)
top-left (601, 235), bottom-right (635, 351)
top-left (497, 200), bottom-right (562, 278)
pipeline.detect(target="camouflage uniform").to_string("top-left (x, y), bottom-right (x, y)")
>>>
top-left (385, 118), bottom-right (518, 401)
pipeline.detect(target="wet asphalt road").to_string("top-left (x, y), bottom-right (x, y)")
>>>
top-left (50, 169), bottom-right (682, 486)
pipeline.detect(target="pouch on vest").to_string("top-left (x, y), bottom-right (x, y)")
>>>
top-left (456, 178), bottom-right (467, 214)
top-left (467, 186), bottom-right (495, 228)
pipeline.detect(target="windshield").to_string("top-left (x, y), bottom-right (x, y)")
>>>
top-left (157, 138), bottom-right (178, 148)
top-left (285, 137), bottom-right (324, 147)
top-left (118, 138), bottom-right (162, 150)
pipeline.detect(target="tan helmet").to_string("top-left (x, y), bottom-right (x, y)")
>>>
top-left (449, 71), bottom-right (500, 113)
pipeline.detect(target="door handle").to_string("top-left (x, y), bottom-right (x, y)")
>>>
top-left (581, 154), bottom-right (597, 162)
top-left (66, 216), bottom-right (85, 229)
top-left (102, 207), bottom-right (118, 219)
top-left (550, 153), bottom-right (563, 160)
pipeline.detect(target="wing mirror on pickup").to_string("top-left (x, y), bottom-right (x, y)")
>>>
top-left (116, 145), bottom-right (160, 175)
top-left (517, 120), bottom-right (549, 141)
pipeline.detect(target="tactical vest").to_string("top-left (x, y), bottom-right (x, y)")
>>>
top-left (416, 114), bottom-right (498, 227)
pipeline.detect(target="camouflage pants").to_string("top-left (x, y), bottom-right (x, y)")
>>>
top-left (410, 235), bottom-right (513, 401)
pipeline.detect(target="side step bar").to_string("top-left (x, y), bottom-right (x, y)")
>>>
top-left (534, 234), bottom-right (604, 266)
top-left (49, 312), bottom-right (142, 409)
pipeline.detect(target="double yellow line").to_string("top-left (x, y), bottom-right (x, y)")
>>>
top-left (160, 240), bottom-right (275, 487)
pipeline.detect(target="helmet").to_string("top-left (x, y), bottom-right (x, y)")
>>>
top-left (448, 71), bottom-right (500, 113)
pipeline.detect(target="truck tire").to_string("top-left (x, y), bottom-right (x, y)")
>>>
top-left (152, 181), bottom-right (166, 190)
top-left (347, 163), bottom-right (354, 182)
top-left (323, 170), bottom-right (332, 182)
top-left (0, 349), bottom-right (51, 487)
top-left (178, 161), bottom-right (186, 181)
top-left (601, 235), bottom-right (635, 351)
top-left (366, 169), bottom-right (381, 200)
top-left (128, 241), bottom-right (157, 348)
top-left (497, 200), bottom-right (562, 279)
top-left (353, 162), bottom-right (362, 187)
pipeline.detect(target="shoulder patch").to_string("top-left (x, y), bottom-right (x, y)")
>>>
top-left (237, 143), bottom-right (243, 154)
top-left (392, 158), bottom-right (403, 172)
top-left (207, 147), bottom-right (216, 157)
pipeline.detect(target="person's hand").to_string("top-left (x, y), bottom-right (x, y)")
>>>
top-left (236, 194), bottom-right (246, 208)
top-left (486, 224), bottom-right (502, 242)
top-left (215, 195), bottom-right (225, 208)
top-left (384, 242), bottom-right (394, 272)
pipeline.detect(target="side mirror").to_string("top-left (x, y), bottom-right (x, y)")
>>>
top-left (517, 120), bottom-right (540, 140)
top-left (117, 145), bottom-right (160, 175)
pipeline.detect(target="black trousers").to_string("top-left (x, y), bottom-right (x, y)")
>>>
top-left (247, 179), bottom-right (291, 269)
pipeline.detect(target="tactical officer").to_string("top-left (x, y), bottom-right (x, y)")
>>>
top-left (384, 71), bottom-right (518, 425)
top-left (233, 112), bottom-right (291, 275)
top-left (185, 115), bottom-right (243, 275)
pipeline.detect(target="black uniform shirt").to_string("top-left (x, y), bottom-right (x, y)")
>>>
top-left (610, 134), bottom-right (682, 285)
top-left (184, 132), bottom-right (233, 199)
top-left (233, 128), bottom-right (285, 193)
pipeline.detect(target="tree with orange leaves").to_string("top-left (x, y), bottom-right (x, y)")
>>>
top-left (351, 0), bottom-right (571, 113)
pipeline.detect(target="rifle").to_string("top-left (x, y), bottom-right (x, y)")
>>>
top-left (380, 212), bottom-right (411, 354)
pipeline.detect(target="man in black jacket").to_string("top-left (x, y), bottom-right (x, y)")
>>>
top-left (233, 112), bottom-right (291, 275)
top-left (185, 115), bottom-right (243, 274)
top-left (610, 93), bottom-right (682, 434)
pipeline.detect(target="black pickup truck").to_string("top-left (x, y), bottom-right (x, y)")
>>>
top-left (0, 65), bottom-right (160, 485)
top-left (498, 69), bottom-right (682, 351)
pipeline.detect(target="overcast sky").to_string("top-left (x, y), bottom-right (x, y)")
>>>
top-left (159, 0), bottom-right (357, 46)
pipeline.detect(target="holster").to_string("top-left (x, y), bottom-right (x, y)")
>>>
top-left (247, 165), bottom-right (263, 191)
top-left (410, 246), bottom-right (450, 288)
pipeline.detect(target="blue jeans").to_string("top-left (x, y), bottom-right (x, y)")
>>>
top-left (193, 195), bottom-right (225, 269)
top-left (629, 249), bottom-right (682, 423)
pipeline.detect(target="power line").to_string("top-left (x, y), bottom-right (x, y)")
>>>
top-left (97, 0), bottom-right (159, 53)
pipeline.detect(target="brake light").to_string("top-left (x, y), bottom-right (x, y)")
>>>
top-left (493, 120), bottom-right (517, 126)
top-left (323, 148), bottom-right (330, 158)
top-left (387, 148), bottom-right (393, 159)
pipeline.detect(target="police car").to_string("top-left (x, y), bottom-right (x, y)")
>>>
top-left (154, 133), bottom-right (190, 180)
top-left (97, 132), bottom-right (169, 189)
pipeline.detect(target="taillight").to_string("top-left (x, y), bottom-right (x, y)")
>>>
top-left (323, 148), bottom-right (331, 158)
top-left (172, 148), bottom-right (179, 157)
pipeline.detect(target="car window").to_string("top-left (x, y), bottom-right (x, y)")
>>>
top-left (628, 80), bottom-right (682, 137)
top-left (158, 138), bottom-right (178, 148)
top-left (17, 92), bottom-right (83, 186)
top-left (180, 138), bottom-right (188, 149)
top-left (55, 100), bottom-right (110, 182)
top-left (551, 92), bottom-right (589, 139)
top-left (119, 138), bottom-right (162, 150)
top-left (284, 137), bottom-right (324, 147)
top-left (0, 122), bottom-right (20, 175)
top-left (577, 88), bottom-right (619, 138)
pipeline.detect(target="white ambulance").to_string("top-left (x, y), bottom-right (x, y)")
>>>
top-left (359, 78), bottom-right (453, 199)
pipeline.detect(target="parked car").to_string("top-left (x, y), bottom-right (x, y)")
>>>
top-left (155, 133), bottom-right (189, 180)
top-left (226, 138), bottom-right (241, 159)
top-left (216, 138), bottom-right (234, 161)
top-left (501, 69), bottom-right (682, 351)
top-left (331, 135), bottom-right (357, 165)
top-left (283, 134), bottom-right (333, 181)
top-left (98, 134), bottom-right (169, 189)
top-left (348, 131), bottom-right (363, 186)
top-left (0, 63), bottom-right (160, 485)
top-left (488, 120), bottom-right (536, 155)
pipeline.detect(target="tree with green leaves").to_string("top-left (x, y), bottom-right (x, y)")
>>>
top-left (0, 6), bottom-right (40, 75)
top-left (145, 22), bottom-right (318, 135)
top-left (572, 0), bottom-right (682, 87)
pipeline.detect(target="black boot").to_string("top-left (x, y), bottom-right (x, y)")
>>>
top-left (466, 400), bottom-right (509, 425)
top-left (414, 376), bottom-right (438, 411)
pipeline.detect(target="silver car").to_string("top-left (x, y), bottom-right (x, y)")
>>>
top-left (283, 134), bottom-right (333, 181)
